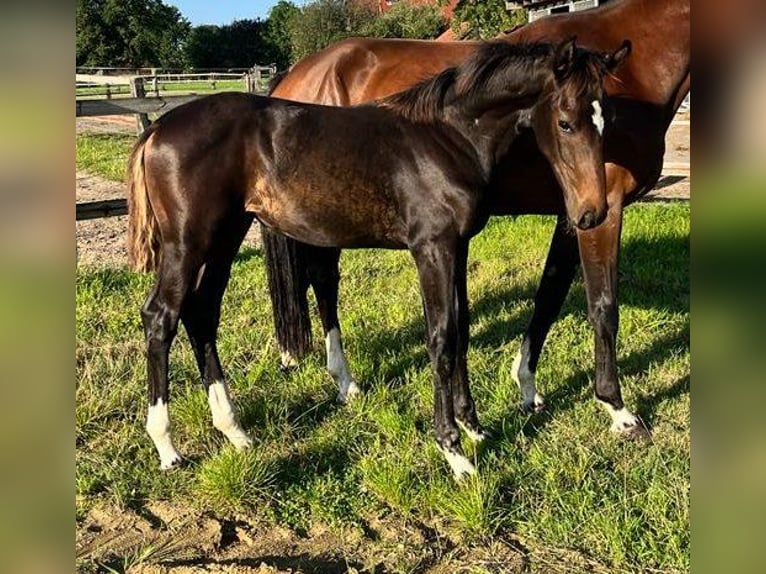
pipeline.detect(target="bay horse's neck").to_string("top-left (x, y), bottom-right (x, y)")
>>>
top-left (613, 0), bottom-right (690, 106)
top-left (515, 0), bottom-right (690, 113)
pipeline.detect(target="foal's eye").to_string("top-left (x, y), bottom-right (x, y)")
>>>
top-left (558, 120), bottom-right (574, 134)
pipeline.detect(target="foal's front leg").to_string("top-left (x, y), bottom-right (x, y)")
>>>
top-left (412, 239), bottom-right (475, 479)
top-left (452, 240), bottom-right (487, 442)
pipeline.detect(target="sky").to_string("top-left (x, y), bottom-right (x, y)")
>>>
top-left (165, 1), bottom-right (298, 26)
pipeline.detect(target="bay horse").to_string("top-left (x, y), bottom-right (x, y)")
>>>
top-left (262, 0), bottom-right (689, 438)
top-left (128, 39), bottom-right (629, 477)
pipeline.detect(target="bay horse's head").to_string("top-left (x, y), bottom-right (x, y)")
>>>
top-left (524, 38), bottom-right (631, 230)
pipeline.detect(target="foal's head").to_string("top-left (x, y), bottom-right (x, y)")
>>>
top-left (525, 38), bottom-right (631, 230)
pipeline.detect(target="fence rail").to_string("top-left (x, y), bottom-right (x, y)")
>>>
top-left (75, 66), bottom-right (276, 221)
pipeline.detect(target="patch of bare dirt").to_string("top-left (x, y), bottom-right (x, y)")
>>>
top-left (76, 503), bottom-right (531, 573)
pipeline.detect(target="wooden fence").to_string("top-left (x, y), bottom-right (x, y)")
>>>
top-left (76, 66), bottom-right (276, 220)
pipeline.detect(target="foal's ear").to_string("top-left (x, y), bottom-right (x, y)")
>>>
top-left (603, 39), bottom-right (632, 73)
top-left (553, 36), bottom-right (577, 80)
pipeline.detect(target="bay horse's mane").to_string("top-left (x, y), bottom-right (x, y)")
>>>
top-left (379, 41), bottom-right (611, 124)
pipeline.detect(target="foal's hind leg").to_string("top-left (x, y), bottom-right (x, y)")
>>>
top-left (306, 246), bottom-right (360, 403)
top-left (142, 245), bottom-right (202, 469)
top-left (452, 240), bottom-right (487, 442)
top-left (412, 239), bottom-right (474, 479)
top-left (182, 214), bottom-right (254, 450)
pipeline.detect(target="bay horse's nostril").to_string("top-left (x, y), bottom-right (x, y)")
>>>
top-left (578, 210), bottom-right (597, 230)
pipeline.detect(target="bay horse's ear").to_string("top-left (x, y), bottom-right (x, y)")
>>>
top-left (554, 36), bottom-right (578, 80)
top-left (603, 39), bottom-right (632, 73)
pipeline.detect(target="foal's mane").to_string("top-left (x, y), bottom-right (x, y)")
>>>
top-left (380, 41), bottom-right (609, 123)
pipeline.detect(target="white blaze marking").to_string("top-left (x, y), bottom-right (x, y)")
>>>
top-left (325, 328), bottom-right (360, 403)
top-left (208, 381), bottom-right (253, 449)
top-left (600, 401), bottom-right (640, 433)
top-left (511, 338), bottom-right (545, 410)
top-left (438, 446), bottom-right (476, 480)
top-left (146, 399), bottom-right (182, 470)
top-left (591, 100), bottom-right (604, 136)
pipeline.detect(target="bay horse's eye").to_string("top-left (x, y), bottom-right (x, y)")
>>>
top-left (558, 119), bottom-right (573, 134)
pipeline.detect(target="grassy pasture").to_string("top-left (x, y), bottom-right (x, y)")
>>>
top-left (76, 174), bottom-right (689, 573)
top-left (76, 79), bottom-right (245, 99)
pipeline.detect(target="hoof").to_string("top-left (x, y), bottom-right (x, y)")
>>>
top-left (457, 419), bottom-right (490, 442)
top-left (521, 392), bottom-right (546, 414)
top-left (228, 432), bottom-right (254, 450)
top-left (613, 418), bottom-right (651, 441)
top-left (438, 445), bottom-right (476, 480)
top-left (159, 453), bottom-right (183, 471)
top-left (279, 351), bottom-right (300, 372)
top-left (337, 381), bottom-right (361, 404)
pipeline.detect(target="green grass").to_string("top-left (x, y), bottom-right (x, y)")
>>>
top-left (76, 204), bottom-right (689, 572)
top-left (76, 79), bottom-right (246, 98)
top-left (76, 133), bottom-right (135, 181)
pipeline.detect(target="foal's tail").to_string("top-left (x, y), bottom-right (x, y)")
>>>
top-left (127, 125), bottom-right (161, 273)
top-left (261, 228), bottom-right (313, 362)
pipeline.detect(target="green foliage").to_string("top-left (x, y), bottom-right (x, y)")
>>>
top-left (362, 1), bottom-right (447, 39)
top-left (265, 1), bottom-right (301, 70)
top-left (76, 0), bottom-right (190, 68)
top-left (288, 0), bottom-right (378, 62)
top-left (452, 0), bottom-right (527, 39)
top-left (184, 19), bottom-right (276, 69)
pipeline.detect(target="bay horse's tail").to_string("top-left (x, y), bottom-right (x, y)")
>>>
top-left (260, 65), bottom-right (313, 363)
top-left (127, 125), bottom-right (161, 273)
top-left (261, 228), bottom-right (313, 362)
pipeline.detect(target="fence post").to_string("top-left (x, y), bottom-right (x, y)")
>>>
top-left (130, 77), bottom-right (151, 134)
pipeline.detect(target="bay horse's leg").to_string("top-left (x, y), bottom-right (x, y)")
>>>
top-left (412, 240), bottom-right (475, 479)
top-left (306, 246), bottom-right (360, 403)
top-left (577, 202), bottom-right (649, 439)
top-left (182, 213), bottom-right (254, 450)
top-left (452, 240), bottom-right (487, 442)
top-left (142, 245), bottom-right (202, 469)
top-left (512, 215), bottom-right (579, 412)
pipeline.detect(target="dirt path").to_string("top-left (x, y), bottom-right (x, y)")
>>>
top-left (77, 502), bottom-right (534, 573)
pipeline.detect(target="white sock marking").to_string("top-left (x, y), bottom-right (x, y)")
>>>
top-left (600, 401), bottom-right (640, 433)
top-left (280, 350), bottom-right (299, 369)
top-left (438, 446), bottom-right (476, 480)
top-left (208, 381), bottom-right (253, 449)
top-left (457, 419), bottom-right (487, 442)
top-left (511, 339), bottom-right (545, 410)
top-left (146, 399), bottom-right (182, 470)
top-left (325, 328), bottom-right (360, 403)
top-left (591, 100), bottom-right (604, 136)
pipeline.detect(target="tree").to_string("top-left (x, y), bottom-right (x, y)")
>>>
top-left (288, 0), bottom-right (377, 62)
top-left (452, 0), bottom-right (527, 40)
top-left (362, 1), bottom-right (446, 39)
top-left (76, 0), bottom-right (190, 68)
top-left (184, 20), bottom-right (276, 69)
top-left (264, 1), bottom-right (301, 70)
top-left (183, 25), bottom-right (224, 69)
